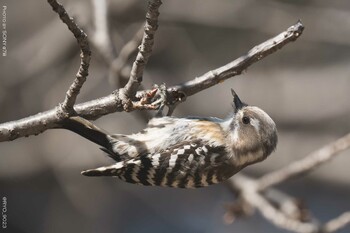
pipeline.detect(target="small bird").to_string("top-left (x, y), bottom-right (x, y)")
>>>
top-left (66, 89), bottom-right (277, 188)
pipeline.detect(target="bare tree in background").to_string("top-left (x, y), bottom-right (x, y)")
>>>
top-left (0, 1), bottom-right (349, 233)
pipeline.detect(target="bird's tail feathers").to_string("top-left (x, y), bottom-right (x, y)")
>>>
top-left (100, 147), bottom-right (122, 162)
top-left (61, 116), bottom-right (110, 147)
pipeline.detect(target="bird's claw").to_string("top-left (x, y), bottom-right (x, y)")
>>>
top-left (132, 84), bottom-right (182, 116)
top-left (151, 83), bottom-right (168, 117)
top-left (131, 83), bottom-right (168, 113)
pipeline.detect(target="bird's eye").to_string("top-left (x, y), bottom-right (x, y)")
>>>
top-left (242, 116), bottom-right (250, 124)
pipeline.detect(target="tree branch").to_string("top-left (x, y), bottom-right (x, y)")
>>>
top-left (47, 0), bottom-right (91, 115)
top-left (322, 212), bottom-right (350, 233)
top-left (257, 132), bottom-right (350, 190)
top-left (0, 1), bottom-right (93, 142)
top-left (228, 175), bottom-right (318, 233)
top-left (120, 0), bottom-right (162, 103)
top-left (91, 0), bottom-right (117, 63)
top-left (168, 21), bottom-right (304, 99)
top-left (227, 132), bottom-right (350, 233)
top-left (109, 25), bottom-right (144, 87)
top-left (0, 21), bottom-right (304, 142)
top-left (3, 1), bottom-right (349, 231)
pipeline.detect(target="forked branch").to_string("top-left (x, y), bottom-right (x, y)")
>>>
top-left (0, 10), bottom-right (304, 142)
top-left (47, 0), bottom-right (91, 115)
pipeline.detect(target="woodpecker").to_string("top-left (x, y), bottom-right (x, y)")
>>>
top-left (65, 89), bottom-right (277, 188)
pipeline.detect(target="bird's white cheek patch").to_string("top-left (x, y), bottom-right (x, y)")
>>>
top-left (250, 118), bottom-right (260, 133)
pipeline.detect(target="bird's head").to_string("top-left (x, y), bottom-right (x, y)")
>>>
top-left (223, 89), bottom-right (278, 167)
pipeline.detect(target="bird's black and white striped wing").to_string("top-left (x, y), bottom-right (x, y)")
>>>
top-left (82, 140), bottom-right (232, 188)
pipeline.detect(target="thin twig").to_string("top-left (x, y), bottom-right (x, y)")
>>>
top-left (322, 212), bottom-right (350, 233)
top-left (226, 179), bottom-right (312, 223)
top-left (228, 175), bottom-right (318, 233)
top-left (120, 0), bottom-right (162, 102)
top-left (168, 21), bottom-right (304, 99)
top-left (257, 132), bottom-right (350, 190)
top-left (227, 132), bottom-right (350, 233)
top-left (0, 21), bottom-right (304, 142)
top-left (247, 191), bottom-right (317, 233)
top-left (264, 188), bottom-right (311, 222)
top-left (91, 0), bottom-right (117, 63)
top-left (109, 25), bottom-right (145, 87)
top-left (48, 0), bottom-right (91, 115)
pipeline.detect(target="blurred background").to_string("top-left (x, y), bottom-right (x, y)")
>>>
top-left (0, 0), bottom-right (350, 232)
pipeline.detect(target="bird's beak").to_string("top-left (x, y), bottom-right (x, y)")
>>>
top-left (231, 88), bottom-right (246, 112)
